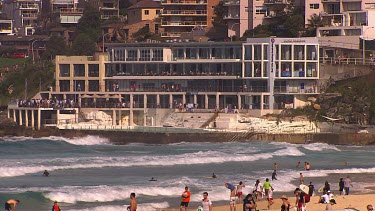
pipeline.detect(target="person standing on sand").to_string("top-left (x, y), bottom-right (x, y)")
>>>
top-left (4, 199), bottom-right (20, 211)
top-left (280, 195), bottom-right (292, 211)
top-left (308, 182), bottom-right (314, 197)
top-left (237, 181), bottom-right (245, 203)
top-left (294, 188), bottom-right (305, 211)
top-left (52, 201), bottom-right (61, 211)
top-left (263, 178), bottom-right (273, 200)
top-left (225, 182), bottom-right (237, 211)
top-left (253, 180), bottom-right (263, 201)
top-left (130, 193), bottom-right (137, 211)
top-left (325, 199), bottom-right (336, 210)
top-left (180, 187), bottom-right (191, 211)
top-left (339, 178), bottom-right (344, 195)
top-left (201, 192), bottom-right (212, 211)
top-left (343, 176), bottom-right (353, 195)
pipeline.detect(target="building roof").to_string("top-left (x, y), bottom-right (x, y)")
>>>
top-left (127, 0), bottom-right (162, 10)
top-left (0, 35), bottom-right (49, 42)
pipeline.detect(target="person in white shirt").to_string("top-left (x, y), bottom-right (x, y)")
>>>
top-left (202, 192), bottom-right (213, 211)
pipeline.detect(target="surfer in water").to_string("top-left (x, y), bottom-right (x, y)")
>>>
top-left (149, 177), bottom-right (157, 181)
top-left (4, 199), bottom-right (20, 211)
top-left (212, 173), bottom-right (217, 178)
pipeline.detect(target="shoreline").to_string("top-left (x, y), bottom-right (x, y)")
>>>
top-left (159, 194), bottom-right (375, 211)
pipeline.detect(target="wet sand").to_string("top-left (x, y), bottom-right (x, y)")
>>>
top-left (160, 194), bottom-right (374, 210)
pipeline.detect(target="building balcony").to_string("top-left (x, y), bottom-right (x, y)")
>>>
top-left (224, 14), bottom-right (240, 19)
top-left (52, 0), bottom-right (75, 4)
top-left (22, 13), bottom-right (38, 19)
top-left (162, 10), bottom-right (207, 16)
top-left (161, 21), bottom-right (207, 26)
top-left (60, 8), bottom-right (84, 14)
top-left (264, 0), bottom-right (291, 4)
top-left (223, 0), bottom-right (240, 6)
top-left (321, 0), bottom-right (340, 2)
top-left (18, 4), bottom-right (39, 10)
top-left (161, 0), bottom-right (207, 5)
top-left (101, 14), bottom-right (118, 19)
top-left (100, 6), bottom-right (118, 10)
top-left (160, 32), bottom-right (182, 37)
top-left (320, 11), bottom-right (342, 16)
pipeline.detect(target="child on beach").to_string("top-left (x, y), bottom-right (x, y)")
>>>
top-left (267, 188), bottom-right (274, 209)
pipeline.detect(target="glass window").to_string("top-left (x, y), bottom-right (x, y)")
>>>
top-left (152, 49), bottom-right (163, 61)
top-left (214, 48), bottom-right (222, 59)
top-left (263, 62), bottom-right (268, 77)
top-left (254, 45), bottom-right (262, 60)
top-left (140, 49), bottom-right (150, 61)
top-left (263, 44), bottom-right (268, 60)
top-left (88, 64), bottom-right (99, 77)
top-left (294, 45), bottom-right (305, 60)
top-left (144, 10), bottom-right (149, 15)
top-left (59, 64), bottom-right (70, 77)
top-left (74, 64), bottom-right (85, 77)
top-left (255, 6), bottom-right (269, 15)
top-left (127, 49), bottom-right (137, 61)
top-left (254, 62), bottom-right (262, 77)
top-left (59, 80), bottom-right (70, 92)
top-left (74, 80), bottom-right (85, 92)
top-left (234, 47), bottom-right (242, 59)
top-left (114, 49), bottom-right (125, 61)
top-left (244, 45), bottom-right (252, 60)
top-left (307, 45), bottom-right (318, 60)
top-left (307, 62), bottom-right (318, 77)
top-left (281, 45), bottom-right (292, 60)
top-left (309, 4), bottom-right (319, 9)
top-left (88, 80), bottom-right (99, 92)
top-left (294, 62), bottom-right (305, 77)
top-left (199, 48), bottom-right (209, 59)
top-left (281, 62), bottom-right (291, 77)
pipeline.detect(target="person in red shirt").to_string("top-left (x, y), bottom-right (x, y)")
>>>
top-left (52, 201), bottom-right (61, 211)
top-left (180, 186), bottom-right (191, 211)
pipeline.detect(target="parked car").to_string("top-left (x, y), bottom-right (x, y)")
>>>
top-left (11, 53), bottom-right (26, 59)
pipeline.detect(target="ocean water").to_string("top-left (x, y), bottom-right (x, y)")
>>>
top-left (0, 136), bottom-right (375, 211)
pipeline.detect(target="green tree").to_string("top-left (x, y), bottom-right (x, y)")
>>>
top-left (76, 3), bottom-right (101, 40)
top-left (241, 24), bottom-right (273, 39)
top-left (72, 33), bottom-right (96, 56)
top-left (305, 14), bottom-right (326, 37)
top-left (206, 1), bottom-right (227, 41)
top-left (283, 13), bottom-right (305, 37)
top-left (43, 34), bottom-right (69, 60)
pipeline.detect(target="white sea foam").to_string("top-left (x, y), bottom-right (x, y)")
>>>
top-left (0, 145), bottom-right (304, 178)
top-left (0, 135), bottom-right (110, 145)
top-left (302, 143), bottom-right (341, 151)
top-left (66, 202), bottom-right (169, 211)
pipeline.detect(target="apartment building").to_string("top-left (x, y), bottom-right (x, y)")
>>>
top-left (127, 0), bottom-right (162, 24)
top-left (311, 0), bottom-right (375, 38)
top-left (223, 0), bottom-right (248, 39)
top-left (51, 0), bottom-right (83, 25)
top-left (1, 0), bottom-right (41, 35)
top-left (51, 38), bottom-right (319, 122)
top-left (160, 0), bottom-right (219, 38)
top-left (98, 0), bottom-right (119, 20)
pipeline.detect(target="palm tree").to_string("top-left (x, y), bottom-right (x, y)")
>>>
top-left (305, 14), bottom-right (327, 37)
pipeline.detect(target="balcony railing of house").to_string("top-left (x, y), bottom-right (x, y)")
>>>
top-left (224, 14), bottom-right (240, 19)
top-left (101, 14), bottom-right (118, 19)
top-left (162, 10), bottom-right (207, 15)
top-left (52, 0), bottom-right (75, 4)
top-left (160, 32), bottom-right (182, 37)
top-left (320, 57), bottom-right (375, 65)
top-left (60, 8), bottom-right (84, 14)
top-left (161, 21), bottom-right (207, 26)
top-left (22, 13), bottom-right (38, 18)
top-left (223, 0), bottom-right (240, 5)
top-left (264, 0), bottom-right (291, 4)
top-left (19, 4), bottom-right (39, 9)
top-left (103, 86), bottom-right (269, 93)
top-left (161, 0), bottom-right (207, 4)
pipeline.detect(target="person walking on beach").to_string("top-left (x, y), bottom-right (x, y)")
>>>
top-left (237, 181), bottom-right (245, 203)
top-left (253, 179), bottom-right (263, 201)
top-left (294, 188), bottom-right (305, 211)
top-left (201, 192), bottom-right (212, 211)
top-left (225, 182), bottom-right (237, 211)
top-left (52, 201), bottom-right (61, 211)
top-left (243, 194), bottom-right (257, 211)
top-left (180, 187), bottom-right (191, 211)
top-left (339, 178), bottom-right (344, 195)
top-left (263, 178), bottom-right (273, 201)
top-left (308, 182), bottom-right (314, 197)
top-left (299, 173), bottom-right (304, 184)
top-left (343, 176), bottom-right (353, 195)
top-left (267, 188), bottom-right (274, 209)
top-left (272, 170), bottom-right (277, 181)
top-left (4, 199), bottom-right (20, 211)
top-left (280, 195), bottom-right (292, 211)
top-left (129, 193), bottom-right (137, 211)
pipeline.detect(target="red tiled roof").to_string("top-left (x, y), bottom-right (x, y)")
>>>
top-left (127, 0), bottom-right (162, 10)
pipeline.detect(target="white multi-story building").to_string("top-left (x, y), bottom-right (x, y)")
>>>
top-left (50, 38), bottom-right (319, 124)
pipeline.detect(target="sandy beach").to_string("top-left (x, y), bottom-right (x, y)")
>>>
top-left (160, 194), bottom-right (375, 211)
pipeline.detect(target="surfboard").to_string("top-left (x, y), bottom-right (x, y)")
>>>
top-left (318, 186), bottom-right (324, 193)
top-left (300, 184), bottom-right (310, 194)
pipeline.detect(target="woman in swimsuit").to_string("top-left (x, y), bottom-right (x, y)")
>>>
top-left (237, 181), bottom-right (245, 203)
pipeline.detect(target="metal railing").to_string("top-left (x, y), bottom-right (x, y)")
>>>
top-left (161, 0), bottom-right (207, 4)
top-left (60, 8), bottom-right (84, 13)
top-left (161, 21), bottom-right (207, 26)
top-left (162, 10), bottom-right (207, 15)
top-left (319, 57), bottom-right (375, 65)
